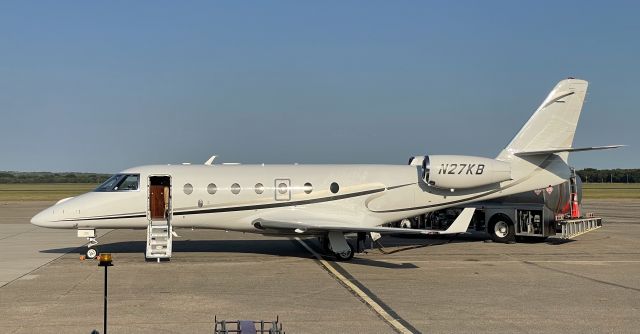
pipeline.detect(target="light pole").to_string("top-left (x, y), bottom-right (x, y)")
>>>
top-left (98, 253), bottom-right (113, 334)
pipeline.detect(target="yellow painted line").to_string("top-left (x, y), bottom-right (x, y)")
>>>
top-left (295, 237), bottom-right (414, 334)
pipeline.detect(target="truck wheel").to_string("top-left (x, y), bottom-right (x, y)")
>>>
top-left (488, 215), bottom-right (515, 243)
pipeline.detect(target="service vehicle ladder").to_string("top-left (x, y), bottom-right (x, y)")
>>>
top-left (557, 217), bottom-right (602, 239)
top-left (214, 316), bottom-right (284, 334)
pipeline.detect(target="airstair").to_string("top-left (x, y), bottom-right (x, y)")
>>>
top-left (146, 219), bottom-right (172, 261)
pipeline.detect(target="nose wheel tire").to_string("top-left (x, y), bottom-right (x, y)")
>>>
top-left (333, 242), bottom-right (355, 261)
top-left (86, 248), bottom-right (98, 259)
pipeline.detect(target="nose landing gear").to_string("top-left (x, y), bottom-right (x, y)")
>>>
top-left (85, 236), bottom-right (99, 259)
top-left (86, 248), bottom-right (98, 259)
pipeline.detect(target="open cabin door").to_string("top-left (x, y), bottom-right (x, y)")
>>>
top-left (146, 176), bottom-right (172, 260)
top-left (149, 176), bottom-right (171, 220)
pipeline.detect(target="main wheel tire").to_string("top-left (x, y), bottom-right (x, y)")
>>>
top-left (488, 214), bottom-right (515, 243)
top-left (400, 218), bottom-right (412, 229)
top-left (86, 248), bottom-right (98, 259)
top-left (333, 242), bottom-right (355, 261)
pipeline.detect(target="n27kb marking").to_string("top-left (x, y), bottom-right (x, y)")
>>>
top-left (438, 164), bottom-right (485, 175)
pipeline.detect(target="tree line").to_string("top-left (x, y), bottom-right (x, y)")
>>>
top-left (0, 169), bottom-right (638, 184)
top-left (576, 168), bottom-right (639, 183)
top-left (0, 171), bottom-right (111, 184)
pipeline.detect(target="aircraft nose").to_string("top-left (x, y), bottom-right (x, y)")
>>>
top-left (31, 209), bottom-right (55, 228)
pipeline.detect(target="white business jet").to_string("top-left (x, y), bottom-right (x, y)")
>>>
top-left (31, 78), bottom-right (621, 261)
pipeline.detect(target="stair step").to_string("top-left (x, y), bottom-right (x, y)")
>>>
top-left (146, 220), bottom-right (173, 259)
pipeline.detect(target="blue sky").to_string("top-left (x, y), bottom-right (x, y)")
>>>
top-left (0, 1), bottom-right (638, 173)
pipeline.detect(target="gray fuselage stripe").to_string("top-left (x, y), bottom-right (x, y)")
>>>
top-left (174, 188), bottom-right (387, 215)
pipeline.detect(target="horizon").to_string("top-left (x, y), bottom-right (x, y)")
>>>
top-left (2, 166), bottom-right (639, 175)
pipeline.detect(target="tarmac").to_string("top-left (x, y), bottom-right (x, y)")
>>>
top-left (0, 199), bottom-right (638, 333)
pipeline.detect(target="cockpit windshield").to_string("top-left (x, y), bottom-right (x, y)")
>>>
top-left (94, 174), bottom-right (140, 192)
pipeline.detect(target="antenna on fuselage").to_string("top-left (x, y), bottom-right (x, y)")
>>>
top-left (204, 155), bottom-right (217, 165)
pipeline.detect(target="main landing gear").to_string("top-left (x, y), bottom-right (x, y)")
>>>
top-left (320, 232), bottom-right (355, 261)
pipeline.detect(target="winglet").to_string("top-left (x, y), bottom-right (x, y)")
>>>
top-left (204, 155), bottom-right (217, 165)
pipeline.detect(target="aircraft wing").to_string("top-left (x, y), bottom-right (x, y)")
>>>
top-left (514, 145), bottom-right (624, 156)
top-left (252, 208), bottom-right (475, 235)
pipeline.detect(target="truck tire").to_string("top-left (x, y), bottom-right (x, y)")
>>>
top-left (488, 214), bottom-right (515, 243)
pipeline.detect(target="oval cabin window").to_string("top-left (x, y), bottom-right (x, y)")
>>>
top-left (278, 182), bottom-right (288, 194)
top-left (303, 182), bottom-right (313, 194)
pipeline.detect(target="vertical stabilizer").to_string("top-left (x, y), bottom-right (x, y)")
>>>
top-left (497, 78), bottom-right (588, 162)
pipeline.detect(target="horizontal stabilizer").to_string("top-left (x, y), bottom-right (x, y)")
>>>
top-left (514, 145), bottom-right (625, 157)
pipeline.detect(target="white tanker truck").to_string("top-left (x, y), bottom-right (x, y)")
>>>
top-left (394, 168), bottom-right (602, 242)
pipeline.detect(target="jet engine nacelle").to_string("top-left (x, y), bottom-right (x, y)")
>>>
top-left (410, 155), bottom-right (512, 190)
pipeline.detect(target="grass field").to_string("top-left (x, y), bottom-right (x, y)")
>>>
top-left (0, 183), bottom-right (638, 201)
top-left (582, 183), bottom-right (640, 199)
top-left (0, 183), bottom-right (98, 201)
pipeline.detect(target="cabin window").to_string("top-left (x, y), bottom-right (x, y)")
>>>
top-left (231, 183), bottom-right (241, 195)
top-left (207, 183), bottom-right (217, 195)
top-left (94, 174), bottom-right (140, 192)
top-left (277, 182), bottom-right (288, 194)
top-left (255, 183), bottom-right (264, 194)
top-left (303, 182), bottom-right (313, 194)
top-left (183, 183), bottom-right (193, 195)
top-left (330, 182), bottom-right (339, 194)
top-left (117, 175), bottom-right (139, 191)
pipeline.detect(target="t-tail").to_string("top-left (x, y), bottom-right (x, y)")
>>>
top-left (410, 78), bottom-right (622, 192)
top-left (496, 78), bottom-right (622, 180)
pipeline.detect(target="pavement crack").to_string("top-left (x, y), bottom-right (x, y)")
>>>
top-left (523, 261), bottom-right (640, 293)
top-left (0, 227), bottom-right (38, 241)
